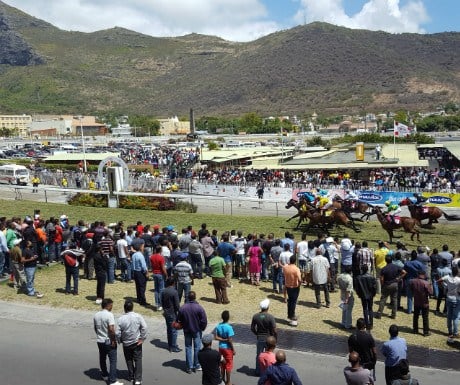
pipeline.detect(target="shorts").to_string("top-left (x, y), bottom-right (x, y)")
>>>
top-left (219, 347), bottom-right (234, 371)
top-left (235, 254), bottom-right (246, 267)
top-left (298, 260), bottom-right (307, 272)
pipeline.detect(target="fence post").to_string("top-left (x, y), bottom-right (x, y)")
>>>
top-left (222, 200), bottom-right (225, 214)
top-left (45, 189), bottom-right (48, 203)
top-left (230, 199), bottom-right (233, 216)
top-left (276, 202), bottom-right (279, 217)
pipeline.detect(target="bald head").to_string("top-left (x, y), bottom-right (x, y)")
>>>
top-left (275, 350), bottom-right (286, 364)
top-left (348, 351), bottom-right (360, 365)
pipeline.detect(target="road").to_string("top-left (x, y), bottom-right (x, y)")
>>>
top-left (0, 301), bottom-right (458, 385)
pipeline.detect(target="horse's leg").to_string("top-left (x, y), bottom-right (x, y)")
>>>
top-left (287, 213), bottom-right (299, 222)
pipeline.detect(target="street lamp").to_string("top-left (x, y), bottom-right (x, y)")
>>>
top-left (77, 115), bottom-right (87, 173)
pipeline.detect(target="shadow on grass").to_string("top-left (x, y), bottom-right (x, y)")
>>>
top-left (55, 287), bottom-right (67, 294)
top-left (323, 319), bottom-right (347, 330)
top-left (162, 358), bottom-right (185, 371)
top-left (150, 338), bottom-right (169, 351)
top-left (297, 299), bottom-right (321, 309)
top-left (274, 317), bottom-right (292, 326)
top-left (85, 295), bottom-right (97, 302)
top-left (200, 296), bottom-right (219, 304)
top-left (236, 365), bottom-right (257, 377)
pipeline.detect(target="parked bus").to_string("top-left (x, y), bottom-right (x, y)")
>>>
top-left (0, 164), bottom-right (30, 185)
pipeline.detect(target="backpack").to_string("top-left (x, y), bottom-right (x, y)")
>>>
top-left (47, 227), bottom-right (56, 243)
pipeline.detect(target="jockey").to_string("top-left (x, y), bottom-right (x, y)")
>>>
top-left (316, 190), bottom-right (332, 215)
top-left (384, 200), bottom-right (401, 224)
top-left (344, 189), bottom-right (359, 202)
top-left (413, 192), bottom-right (427, 208)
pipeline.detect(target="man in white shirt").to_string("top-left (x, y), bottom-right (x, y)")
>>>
top-left (93, 298), bottom-right (123, 385)
top-left (311, 249), bottom-right (330, 308)
top-left (295, 233), bottom-right (310, 286)
top-left (117, 232), bottom-right (131, 282)
top-left (117, 299), bottom-right (148, 385)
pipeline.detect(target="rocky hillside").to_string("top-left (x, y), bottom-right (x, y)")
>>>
top-left (0, 1), bottom-right (458, 116)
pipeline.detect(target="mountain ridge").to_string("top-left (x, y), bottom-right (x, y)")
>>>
top-left (0, 1), bottom-right (458, 117)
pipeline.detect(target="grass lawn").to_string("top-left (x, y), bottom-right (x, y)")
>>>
top-left (0, 198), bottom-right (459, 351)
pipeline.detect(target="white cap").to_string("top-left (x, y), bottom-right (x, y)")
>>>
top-left (260, 299), bottom-right (270, 310)
top-left (326, 237), bottom-right (334, 243)
top-left (60, 214), bottom-right (67, 220)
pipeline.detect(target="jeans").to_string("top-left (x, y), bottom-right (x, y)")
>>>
top-left (446, 299), bottom-right (459, 336)
top-left (96, 271), bottom-right (107, 300)
top-left (97, 342), bottom-right (117, 384)
top-left (24, 266), bottom-right (36, 296)
top-left (143, 247), bottom-right (152, 270)
top-left (272, 266), bottom-right (283, 292)
top-left (177, 281), bottom-right (191, 304)
top-left (119, 258), bottom-right (131, 281)
top-left (286, 286), bottom-right (300, 319)
top-left (314, 283), bottom-right (330, 306)
top-left (431, 273), bottom-right (439, 298)
top-left (255, 338), bottom-right (266, 375)
top-left (65, 265), bottom-right (79, 293)
top-left (0, 251), bottom-right (5, 275)
top-left (48, 242), bottom-right (61, 263)
top-left (360, 297), bottom-right (374, 328)
top-left (189, 253), bottom-right (203, 279)
top-left (341, 295), bottom-right (354, 329)
top-left (133, 270), bottom-right (147, 305)
top-left (107, 256), bottom-right (116, 283)
top-left (261, 258), bottom-right (268, 280)
top-left (153, 273), bottom-right (165, 308)
top-left (184, 331), bottom-right (202, 370)
top-left (164, 312), bottom-right (179, 349)
top-left (123, 343), bottom-right (143, 382)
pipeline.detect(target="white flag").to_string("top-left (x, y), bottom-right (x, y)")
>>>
top-left (394, 121), bottom-right (411, 137)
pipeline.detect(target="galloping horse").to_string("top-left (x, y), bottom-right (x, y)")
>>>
top-left (285, 198), bottom-right (309, 230)
top-left (332, 196), bottom-right (375, 221)
top-left (399, 197), bottom-right (460, 228)
top-left (373, 206), bottom-right (421, 243)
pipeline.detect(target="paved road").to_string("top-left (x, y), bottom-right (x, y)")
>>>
top-left (0, 301), bottom-right (458, 385)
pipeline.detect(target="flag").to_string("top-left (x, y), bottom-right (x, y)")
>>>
top-left (394, 121), bottom-right (411, 137)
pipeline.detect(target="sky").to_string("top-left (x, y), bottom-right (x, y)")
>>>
top-left (3, 0), bottom-right (459, 42)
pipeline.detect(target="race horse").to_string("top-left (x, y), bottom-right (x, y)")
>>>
top-left (372, 206), bottom-right (421, 243)
top-left (286, 198), bottom-right (361, 234)
top-left (332, 196), bottom-right (375, 222)
top-left (399, 197), bottom-right (460, 228)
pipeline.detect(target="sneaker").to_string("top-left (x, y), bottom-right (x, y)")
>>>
top-left (35, 292), bottom-right (44, 298)
top-left (157, 306), bottom-right (163, 311)
top-left (186, 368), bottom-right (192, 374)
top-left (95, 298), bottom-right (102, 304)
top-left (134, 382), bottom-right (142, 385)
top-left (195, 366), bottom-right (202, 371)
top-left (290, 319), bottom-right (298, 326)
top-left (109, 381), bottom-right (124, 385)
top-left (171, 347), bottom-right (182, 353)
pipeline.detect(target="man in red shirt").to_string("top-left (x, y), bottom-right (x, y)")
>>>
top-left (150, 245), bottom-right (167, 311)
top-left (410, 270), bottom-right (433, 336)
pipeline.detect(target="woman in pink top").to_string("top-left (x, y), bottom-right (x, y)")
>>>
top-left (248, 239), bottom-right (263, 285)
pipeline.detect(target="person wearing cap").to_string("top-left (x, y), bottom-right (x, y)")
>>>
top-left (174, 253), bottom-right (194, 304)
top-left (409, 269), bottom-right (432, 336)
top-left (116, 299), bottom-right (148, 385)
top-left (198, 333), bottom-right (223, 385)
top-left (251, 298), bottom-right (277, 376)
top-left (177, 291), bottom-right (208, 374)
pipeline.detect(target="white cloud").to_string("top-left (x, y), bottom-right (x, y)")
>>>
top-left (294, 0), bottom-right (430, 33)
top-left (2, 0), bottom-right (280, 41)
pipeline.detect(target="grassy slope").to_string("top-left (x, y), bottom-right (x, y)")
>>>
top-left (0, 199), bottom-right (459, 351)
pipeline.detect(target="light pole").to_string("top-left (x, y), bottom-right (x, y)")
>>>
top-left (78, 115), bottom-right (87, 173)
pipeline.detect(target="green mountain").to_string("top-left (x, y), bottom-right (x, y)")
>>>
top-left (0, 1), bottom-right (459, 117)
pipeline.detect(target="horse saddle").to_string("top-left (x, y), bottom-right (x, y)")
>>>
top-left (324, 210), bottom-right (333, 217)
top-left (386, 215), bottom-right (400, 224)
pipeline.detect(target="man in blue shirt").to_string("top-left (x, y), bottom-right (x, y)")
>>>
top-left (131, 243), bottom-right (148, 306)
top-left (258, 350), bottom-right (302, 385)
top-left (381, 324), bottom-right (407, 385)
top-left (217, 234), bottom-right (236, 288)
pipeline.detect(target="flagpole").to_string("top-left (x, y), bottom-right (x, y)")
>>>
top-left (393, 120), bottom-right (396, 158)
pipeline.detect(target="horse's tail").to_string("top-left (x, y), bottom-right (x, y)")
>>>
top-left (442, 210), bottom-right (460, 221)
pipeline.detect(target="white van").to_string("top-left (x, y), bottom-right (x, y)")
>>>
top-left (0, 164), bottom-right (30, 185)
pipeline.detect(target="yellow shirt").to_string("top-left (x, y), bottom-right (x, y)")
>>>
top-left (374, 247), bottom-right (389, 269)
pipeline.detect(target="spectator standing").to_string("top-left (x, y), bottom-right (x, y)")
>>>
top-left (161, 277), bottom-right (181, 353)
top-left (98, 230), bottom-right (116, 284)
top-left (116, 299), bottom-right (148, 385)
top-left (381, 324), bottom-right (407, 385)
top-left (357, 241), bottom-right (374, 275)
top-left (410, 270), bottom-right (433, 336)
top-left (375, 256), bottom-right (406, 320)
top-left (295, 233), bottom-right (309, 286)
top-left (438, 264), bottom-right (460, 343)
top-left (131, 243), bottom-right (148, 306)
top-left (93, 298), bottom-right (122, 385)
top-left (174, 253), bottom-right (194, 303)
top-left (311, 248), bottom-right (331, 308)
top-left (435, 259), bottom-right (451, 315)
top-left (94, 243), bottom-right (109, 305)
top-left (251, 299), bottom-right (277, 376)
top-left (269, 239), bottom-right (284, 294)
top-left (197, 334), bottom-right (223, 385)
top-left (343, 351), bottom-right (374, 385)
top-left (257, 350), bottom-right (302, 385)
top-left (403, 251), bottom-right (426, 314)
top-left (390, 359), bottom-right (419, 385)
top-left (438, 244), bottom-right (453, 266)
top-left (258, 336), bottom-right (277, 376)
top-left (61, 242), bottom-right (85, 295)
top-left (189, 234), bottom-right (204, 279)
top-left (10, 238), bottom-right (26, 291)
top-left (0, 222), bottom-right (8, 277)
top-left (348, 318), bottom-right (377, 381)
top-left (337, 265), bottom-right (354, 329)
top-left (216, 234), bottom-right (236, 288)
top-left (150, 245), bottom-right (167, 311)
top-left (374, 241), bottom-right (392, 294)
top-left (248, 239), bottom-right (264, 286)
top-left (117, 232), bottom-right (131, 282)
top-left (355, 265), bottom-right (377, 329)
top-left (214, 310), bottom-right (235, 385)
top-left (21, 240), bottom-right (44, 298)
top-left (209, 251), bottom-right (230, 304)
top-left (283, 254), bottom-right (302, 326)
top-left (201, 230), bottom-right (215, 276)
top-left (177, 291), bottom-right (208, 374)
top-left (233, 231), bottom-right (247, 281)
top-left (340, 234), bottom-right (354, 272)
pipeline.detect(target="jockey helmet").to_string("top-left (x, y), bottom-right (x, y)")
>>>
top-left (385, 200), bottom-right (391, 206)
